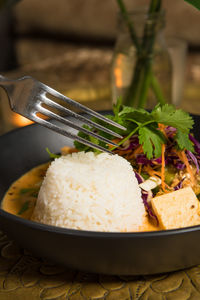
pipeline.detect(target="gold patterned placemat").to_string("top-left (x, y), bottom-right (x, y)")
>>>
top-left (0, 231), bottom-right (200, 299)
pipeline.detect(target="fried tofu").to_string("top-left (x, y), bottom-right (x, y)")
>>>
top-left (151, 187), bottom-right (200, 230)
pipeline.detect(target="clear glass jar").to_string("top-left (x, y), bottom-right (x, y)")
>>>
top-left (111, 9), bottom-right (172, 109)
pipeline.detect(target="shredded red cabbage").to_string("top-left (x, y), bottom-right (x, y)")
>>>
top-left (189, 134), bottom-right (200, 155)
top-left (135, 172), bottom-right (158, 224)
top-left (136, 154), bottom-right (151, 165)
top-left (174, 177), bottom-right (185, 190)
top-left (119, 136), bottom-right (139, 151)
top-left (129, 135), bottom-right (139, 142)
top-left (141, 192), bottom-right (158, 225)
top-left (165, 126), bottom-right (177, 138)
top-left (187, 150), bottom-right (199, 173)
top-left (175, 162), bottom-right (185, 170)
top-left (120, 131), bottom-right (199, 186)
top-left (134, 171), bottom-right (144, 184)
top-left (152, 157), bottom-right (162, 164)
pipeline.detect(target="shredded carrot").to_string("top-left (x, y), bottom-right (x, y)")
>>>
top-left (180, 150), bottom-right (196, 186)
top-left (136, 145), bottom-right (144, 156)
top-left (158, 123), bottom-right (165, 131)
top-left (143, 156), bottom-right (171, 192)
top-left (115, 149), bottom-right (132, 156)
top-left (127, 145), bottom-right (143, 160)
top-left (161, 144), bottom-right (168, 192)
top-left (108, 138), bottom-right (121, 149)
top-left (143, 165), bottom-right (161, 177)
top-left (158, 124), bottom-right (169, 192)
top-left (173, 149), bottom-right (195, 185)
top-left (112, 138), bottom-right (121, 144)
top-left (143, 168), bottom-right (161, 180)
top-left (115, 144), bottom-right (144, 159)
top-left (133, 145), bottom-right (143, 155)
top-left (158, 123), bottom-right (168, 139)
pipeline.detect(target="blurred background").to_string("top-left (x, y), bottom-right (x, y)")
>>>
top-left (0, 0), bottom-right (200, 133)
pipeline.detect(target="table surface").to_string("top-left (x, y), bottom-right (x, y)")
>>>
top-left (0, 229), bottom-right (200, 300)
top-left (1, 38), bottom-right (200, 299)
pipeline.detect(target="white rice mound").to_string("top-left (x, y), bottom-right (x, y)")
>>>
top-left (31, 152), bottom-right (145, 232)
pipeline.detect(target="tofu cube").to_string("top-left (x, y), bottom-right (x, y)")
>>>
top-left (151, 187), bottom-right (200, 230)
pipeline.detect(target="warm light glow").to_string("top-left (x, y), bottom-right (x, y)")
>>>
top-left (114, 54), bottom-right (123, 88)
top-left (12, 113), bottom-right (33, 127)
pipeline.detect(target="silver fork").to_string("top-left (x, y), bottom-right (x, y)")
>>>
top-left (0, 75), bottom-right (126, 153)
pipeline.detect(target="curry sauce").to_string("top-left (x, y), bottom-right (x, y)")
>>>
top-left (2, 163), bottom-right (49, 219)
top-left (2, 162), bottom-right (160, 232)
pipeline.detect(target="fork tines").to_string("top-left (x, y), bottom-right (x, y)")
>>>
top-left (44, 84), bottom-right (126, 131)
top-left (32, 85), bottom-right (126, 153)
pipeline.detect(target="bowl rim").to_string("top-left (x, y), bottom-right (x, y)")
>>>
top-left (0, 205), bottom-right (200, 239)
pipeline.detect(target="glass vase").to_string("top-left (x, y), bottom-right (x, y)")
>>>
top-left (111, 9), bottom-right (172, 109)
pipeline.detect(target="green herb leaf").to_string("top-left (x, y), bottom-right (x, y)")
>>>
top-left (46, 148), bottom-right (61, 159)
top-left (175, 129), bottom-right (194, 152)
top-left (151, 104), bottom-right (194, 132)
top-left (19, 187), bottom-right (39, 197)
top-left (118, 106), bottom-right (136, 116)
top-left (74, 102), bottom-right (194, 159)
top-left (18, 201), bottom-right (30, 215)
top-left (74, 141), bottom-right (91, 152)
top-left (123, 110), bottom-right (153, 125)
top-left (138, 125), bottom-right (166, 158)
top-left (19, 188), bottom-right (33, 194)
top-left (113, 97), bottom-right (123, 118)
top-left (74, 125), bottom-right (104, 153)
top-left (184, 0), bottom-right (200, 10)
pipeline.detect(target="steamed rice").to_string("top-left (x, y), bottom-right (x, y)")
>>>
top-left (31, 152), bottom-right (145, 232)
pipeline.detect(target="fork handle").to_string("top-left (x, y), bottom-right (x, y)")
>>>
top-left (0, 75), bottom-right (16, 104)
top-left (0, 75), bottom-right (12, 88)
top-left (0, 75), bottom-right (9, 82)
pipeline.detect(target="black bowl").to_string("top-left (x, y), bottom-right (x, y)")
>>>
top-left (1, 114), bottom-right (200, 275)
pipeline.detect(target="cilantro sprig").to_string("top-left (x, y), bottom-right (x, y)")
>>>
top-left (74, 102), bottom-right (194, 159)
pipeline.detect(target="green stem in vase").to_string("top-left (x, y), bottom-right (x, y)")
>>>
top-left (149, 0), bottom-right (161, 12)
top-left (123, 56), bottom-right (144, 106)
top-left (147, 0), bottom-right (166, 106)
top-left (137, 60), bottom-right (153, 108)
top-left (150, 74), bottom-right (166, 105)
top-left (116, 0), bottom-right (141, 53)
top-left (116, 0), bottom-right (166, 108)
top-left (137, 0), bottom-right (165, 108)
top-left (184, 0), bottom-right (200, 10)
top-left (116, 0), bottom-right (143, 107)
